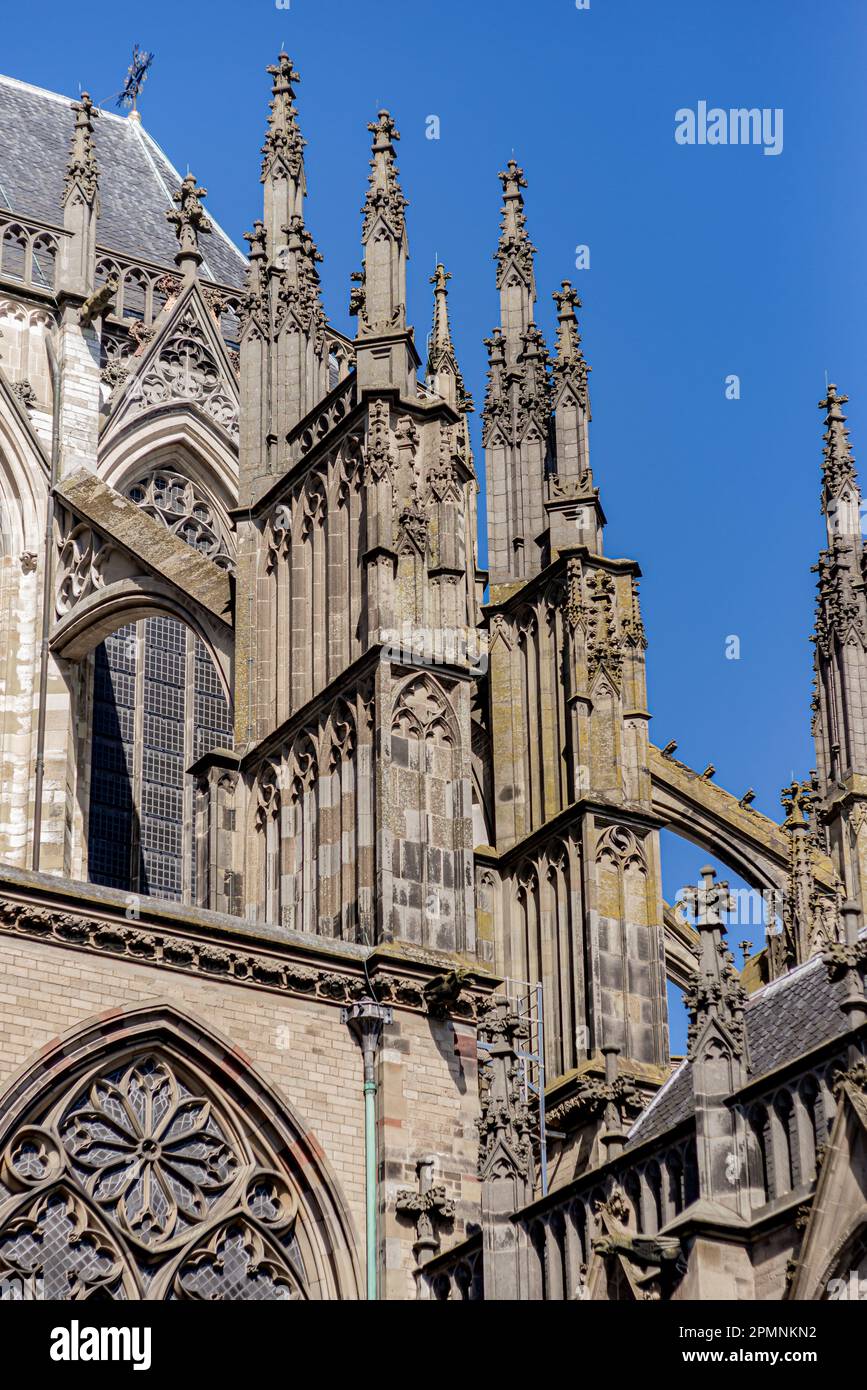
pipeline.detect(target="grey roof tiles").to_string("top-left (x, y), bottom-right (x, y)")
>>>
top-left (628, 950), bottom-right (854, 1148)
top-left (0, 75), bottom-right (245, 289)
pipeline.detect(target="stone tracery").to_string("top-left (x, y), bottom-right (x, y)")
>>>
top-left (0, 1045), bottom-right (308, 1301)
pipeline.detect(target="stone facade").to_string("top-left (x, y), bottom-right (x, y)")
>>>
top-left (0, 61), bottom-right (863, 1301)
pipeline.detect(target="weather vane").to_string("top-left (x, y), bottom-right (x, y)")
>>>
top-left (116, 45), bottom-right (154, 113)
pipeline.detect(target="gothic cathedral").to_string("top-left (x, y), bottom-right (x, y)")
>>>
top-left (0, 57), bottom-right (863, 1302)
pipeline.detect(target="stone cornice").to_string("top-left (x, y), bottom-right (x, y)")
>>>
top-left (484, 546), bottom-right (642, 617)
top-left (0, 866), bottom-right (497, 1022)
top-left (476, 797), bottom-right (665, 871)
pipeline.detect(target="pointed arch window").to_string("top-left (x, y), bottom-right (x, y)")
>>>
top-left (87, 470), bottom-right (234, 903)
top-left (0, 1032), bottom-right (340, 1300)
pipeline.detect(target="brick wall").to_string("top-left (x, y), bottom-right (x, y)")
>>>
top-left (0, 934), bottom-right (483, 1297)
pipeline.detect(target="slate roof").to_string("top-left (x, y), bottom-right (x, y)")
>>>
top-left (627, 950), bottom-right (855, 1149)
top-left (0, 75), bottom-right (245, 289)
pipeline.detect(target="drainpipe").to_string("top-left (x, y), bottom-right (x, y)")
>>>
top-left (342, 996), bottom-right (392, 1299)
top-left (32, 328), bottom-right (63, 871)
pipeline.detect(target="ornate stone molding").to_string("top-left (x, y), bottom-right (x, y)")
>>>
top-left (0, 893), bottom-right (483, 1022)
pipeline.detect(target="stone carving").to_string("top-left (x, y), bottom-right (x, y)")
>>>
top-left (365, 399), bottom-right (394, 483)
top-left (392, 676), bottom-right (456, 747)
top-left (546, 1071), bottom-right (641, 1131)
top-left (551, 280), bottom-right (590, 415)
top-left (481, 329), bottom-right (510, 447)
top-left (254, 760), bottom-right (281, 830)
top-left (681, 866), bottom-right (747, 1060)
top-left (516, 324), bottom-right (551, 443)
top-left (55, 523), bottom-right (112, 618)
top-left (395, 1156), bottom-right (455, 1267)
top-left (126, 469), bottom-right (234, 570)
top-left (11, 379), bottom-right (36, 410)
top-left (495, 161), bottom-right (535, 288)
top-left (166, 173), bottom-right (212, 268)
top-left (261, 52), bottom-right (304, 185)
top-left (0, 1046), bottom-right (305, 1301)
top-left (476, 999), bottom-right (534, 1181)
top-left (423, 967), bottom-right (471, 1018)
top-left (125, 305), bottom-right (238, 438)
top-left (63, 92), bottom-right (99, 205)
top-left (594, 823), bottom-right (647, 872)
top-left (585, 570), bottom-right (624, 685)
top-left (0, 1190), bottom-right (125, 1301)
top-left (361, 110), bottom-right (407, 241)
top-left (60, 1054), bottom-right (239, 1248)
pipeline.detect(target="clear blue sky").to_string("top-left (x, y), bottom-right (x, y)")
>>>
top-left (5, 0), bottom-right (866, 1048)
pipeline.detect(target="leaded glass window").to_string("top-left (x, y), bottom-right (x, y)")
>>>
top-left (87, 470), bottom-right (233, 903)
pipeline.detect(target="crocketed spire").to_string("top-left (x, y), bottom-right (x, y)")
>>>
top-left (819, 383), bottom-right (861, 519)
top-left (58, 90), bottom-right (101, 297)
top-left (361, 109), bottom-right (407, 241)
top-left (552, 280), bottom-right (590, 415)
top-left (63, 91), bottom-right (99, 207)
top-left (426, 264), bottom-right (471, 414)
top-left (495, 159), bottom-right (536, 356)
top-left (260, 53), bottom-right (306, 255)
top-left (352, 110), bottom-right (409, 339)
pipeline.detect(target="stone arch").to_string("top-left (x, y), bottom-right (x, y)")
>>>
top-left (0, 1001), bottom-right (361, 1301)
top-left (98, 410), bottom-right (238, 514)
top-left (50, 575), bottom-right (232, 703)
top-left (390, 671), bottom-right (460, 748)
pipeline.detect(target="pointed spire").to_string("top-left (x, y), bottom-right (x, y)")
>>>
top-left (552, 280), bottom-right (590, 415)
top-left (355, 110), bottom-right (408, 337)
top-left (63, 91), bottom-right (99, 207)
top-left (57, 92), bottom-right (100, 297)
top-left (261, 53), bottom-right (306, 259)
top-left (430, 264), bottom-right (452, 353)
top-left (481, 328), bottom-right (508, 448)
top-left (681, 866), bottom-right (747, 1060)
top-left (166, 173), bottom-right (212, 282)
top-left (362, 110), bottom-right (408, 241)
top-left (819, 384), bottom-right (862, 545)
top-left (426, 263), bottom-right (472, 415)
top-left (495, 159), bottom-right (536, 356)
top-left (546, 280), bottom-right (599, 548)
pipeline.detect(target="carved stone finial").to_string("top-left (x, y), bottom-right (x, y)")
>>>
top-left (167, 174), bottom-right (212, 280)
top-left (361, 109), bottom-right (407, 239)
top-left (781, 778), bottom-right (815, 829)
top-left (425, 263), bottom-right (472, 418)
top-left (429, 264), bottom-right (452, 349)
top-left (495, 159), bottom-right (535, 291)
top-left (551, 280), bottom-right (591, 416)
top-left (64, 91), bottom-right (99, 206)
top-left (395, 1156), bottom-right (455, 1267)
top-left (681, 866), bottom-right (747, 1059)
top-left (261, 53), bottom-right (304, 182)
top-left (818, 383), bottom-right (859, 514)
